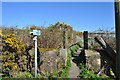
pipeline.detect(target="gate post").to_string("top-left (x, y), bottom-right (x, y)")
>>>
top-left (83, 31), bottom-right (88, 49)
top-left (115, 0), bottom-right (120, 80)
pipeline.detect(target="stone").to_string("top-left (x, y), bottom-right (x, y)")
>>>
top-left (59, 49), bottom-right (67, 65)
top-left (85, 50), bottom-right (101, 73)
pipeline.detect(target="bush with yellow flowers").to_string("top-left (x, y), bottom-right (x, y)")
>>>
top-left (2, 33), bottom-right (26, 77)
top-left (2, 34), bottom-right (25, 53)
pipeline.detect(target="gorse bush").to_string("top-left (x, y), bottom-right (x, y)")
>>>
top-left (2, 34), bottom-right (26, 77)
top-left (3, 34), bottom-right (25, 53)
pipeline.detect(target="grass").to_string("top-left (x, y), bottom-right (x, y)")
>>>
top-left (39, 48), bottom-right (58, 53)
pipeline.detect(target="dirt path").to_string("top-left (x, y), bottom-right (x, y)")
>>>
top-left (69, 48), bottom-right (83, 78)
top-left (69, 58), bottom-right (80, 78)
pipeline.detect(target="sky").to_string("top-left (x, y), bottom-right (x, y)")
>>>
top-left (0, 2), bottom-right (2, 26)
top-left (1, 0), bottom-right (115, 2)
top-left (2, 2), bottom-right (115, 32)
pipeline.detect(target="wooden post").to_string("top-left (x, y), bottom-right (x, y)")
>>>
top-left (65, 30), bottom-right (68, 49)
top-left (63, 28), bottom-right (68, 49)
top-left (115, 1), bottom-right (120, 80)
top-left (83, 31), bottom-right (88, 49)
top-left (63, 29), bottom-right (66, 49)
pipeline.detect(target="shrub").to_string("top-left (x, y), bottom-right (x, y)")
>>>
top-left (2, 34), bottom-right (26, 76)
top-left (79, 63), bottom-right (108, 79)
top-left (15, 72), bottom-right (33, 78)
